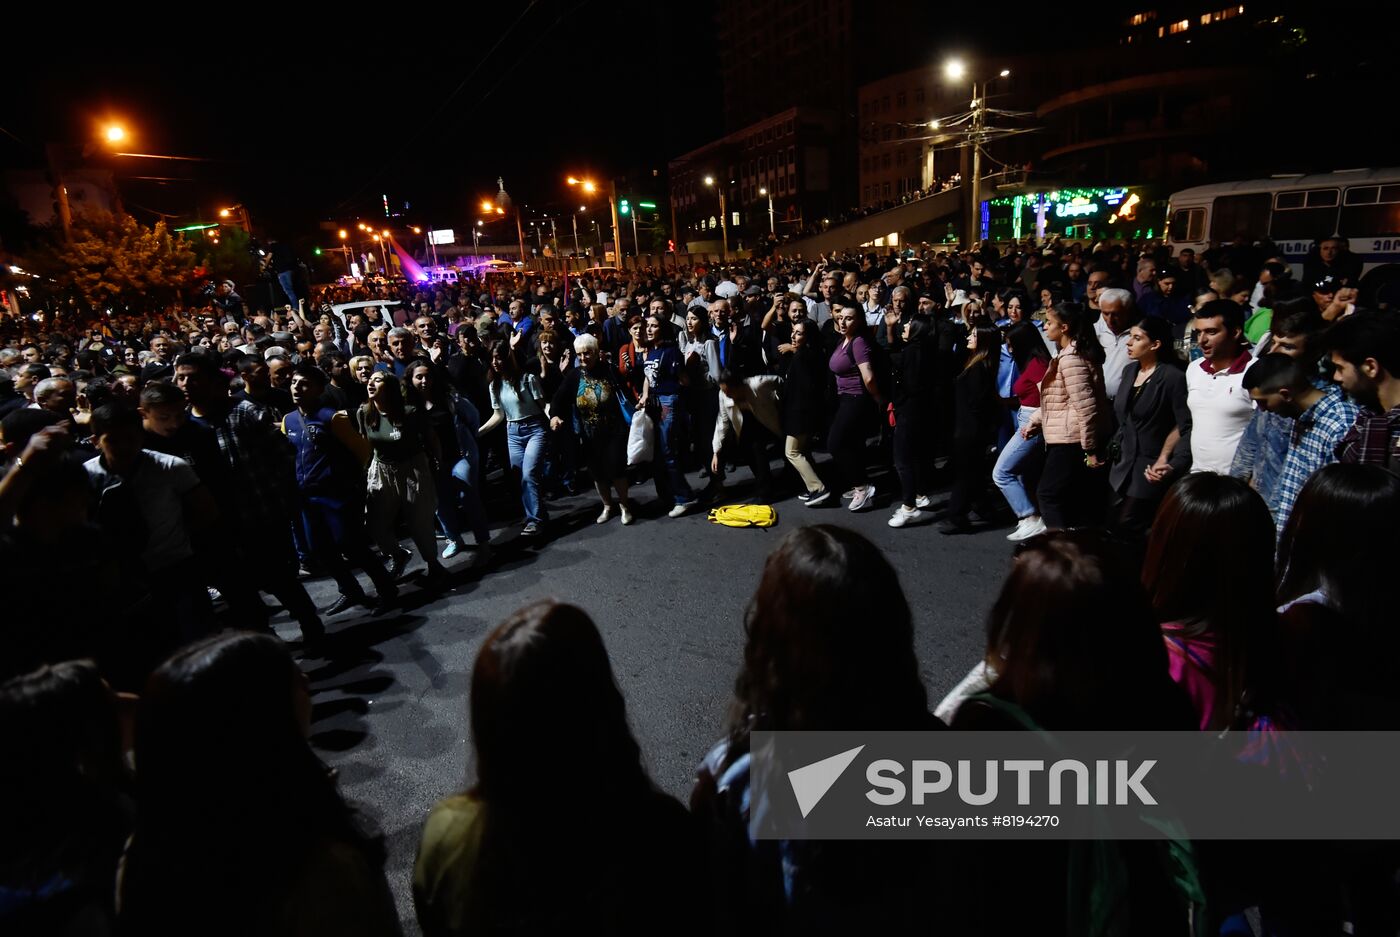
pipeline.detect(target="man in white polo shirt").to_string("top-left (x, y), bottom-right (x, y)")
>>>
top-left (1187, 299), bottom-right (1256, 473)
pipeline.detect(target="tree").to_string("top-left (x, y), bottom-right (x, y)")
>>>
top-left (28, 210), bottom-right (198, 312)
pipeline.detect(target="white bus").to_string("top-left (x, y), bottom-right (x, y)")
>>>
top-left (1166, 167), bottom-right (1400, 296)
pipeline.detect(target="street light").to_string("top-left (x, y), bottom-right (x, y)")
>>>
top-left (704, 176), bottom-right (728, 260)
top-left (218, 204), bottom-right (251, 234)
top-left (943, 58), bottom-right (1011, 245)
top-left (567, 175), bottom-right (621, 265)
top-left (104, 124), bottom-right (126, 144)
top-left (335, 229), bottom-right (353, 276)
top-left (759, 186), bottom-right (775, 235)
top-left (571, 206), bottom-right (585, 257)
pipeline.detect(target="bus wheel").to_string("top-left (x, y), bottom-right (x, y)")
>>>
top-left (1359, 264), bottom-right (1400, 308)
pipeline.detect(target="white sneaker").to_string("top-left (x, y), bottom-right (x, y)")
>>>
top-left (915, 494), bottom-right (933, 509)
top-left (841, 488), bottom-right (856, 500)
top-left (848, 484), bottom-right (876, 512)
top-left (1006, 515), bottom-right (1047, 541)
top-left (888, 506), bottom-right (926, 528)
top-left (596, 504), bottom-right (615, 525)
top-left (619, 504), bottom-right (635, 526)
top-left (668, 500), bottom-right (698, 518)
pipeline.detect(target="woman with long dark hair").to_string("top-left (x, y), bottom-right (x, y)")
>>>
top-left (406, 361), bottom-right (491, 556)
top-left (681, 305), bottom-right (721, 479)
top-left (1276, 463), bottom-right (1400, 728)
top-left (826, 301), bottom-right (885, 512)
top-left (359, 370), bottom-right (448, 585)
top-left (119, 632), bottom-right (400, 936)
top-left (693, 525), bottom-right (940, 931)
top-left (947, 530), bottom-right (1198, 934)
top-left (888, 316), bottom-right (937, 527)
top-left (413, 600), bottom-right (700, 935)
top-left (1141, 474), bottom-right (1279, 730)
top-left (1023, 302), bottom-right (1109, 529)
top-left (779, 318), bottom-right (831, 504)
top-left (478, 338), bottom-right (550, 537)
top-left (640, 312), bottom-right (697, 516)
top-left (940, 319), bottom-right (1002, 533)
top-left (994, 321), bottom-right (1051, 541)
top-left (1108, 315), bottom-right (1192, 537)
top-left (550, 333), bottom-right (636, 526)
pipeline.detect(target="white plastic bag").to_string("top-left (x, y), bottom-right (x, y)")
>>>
top-left (627, 408), bottom-right (655, 466)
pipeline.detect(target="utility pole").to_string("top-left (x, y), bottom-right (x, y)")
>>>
top-left (45, 143), bottom-right (73, 242)
top-left (968, 80), bottom-right (984, 247)
top-left (608, 179), bottom-right (622, 265)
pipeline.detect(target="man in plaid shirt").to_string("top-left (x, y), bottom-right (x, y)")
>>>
top-left (1244, 354), bottom-right (1361, 532)
top-left (175, 352), bottom-right (326, 648)
top-left (1328, 313), bottom-right (1400, 475)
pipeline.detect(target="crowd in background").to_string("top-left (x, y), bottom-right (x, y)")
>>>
top-left (3, 230), bottom-right (1400, 934)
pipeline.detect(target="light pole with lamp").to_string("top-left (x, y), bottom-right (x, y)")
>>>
top-left (567, 176), bottom-right (622, 264)
top-left (571, 206), bottom-right (585, 258)
top-left (944, 59), bottom-right (1010, 247)
top-left (759, 186), bottom-right (775, 234)
top-left (336, 230), bottom-right (354, 277)
top-left (703, 176), bottom-right (728, 260)
top-left (218, 204), bottom-right (253, 235)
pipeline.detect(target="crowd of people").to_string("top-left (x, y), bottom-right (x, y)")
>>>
top-left (3, 231), bottom-right (1399, 933)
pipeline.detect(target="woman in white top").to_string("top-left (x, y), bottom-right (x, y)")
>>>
top-left (478, 334), bottom-right (550, 537)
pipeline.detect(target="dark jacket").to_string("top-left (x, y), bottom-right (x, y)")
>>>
top-left (778, 345), bottom-right (827, 438)
top-left (1109, 361), bottom-right (1192, 498)
top-left (892, 331), bottom-right (937, 412)
top-left (953, 360), bottom-right (999, 440)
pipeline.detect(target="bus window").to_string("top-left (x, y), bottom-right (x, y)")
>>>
top-left (1340, 184), bottom-right (1400, 238)
top-left (1169, 207), bottom-right (1204, 242)
top-left (1269, 188), bottom-right (1340, 240)
top-left (1210, 193), bottom-right (1271, 242)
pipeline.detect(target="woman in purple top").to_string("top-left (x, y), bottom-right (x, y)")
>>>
top-left (826, 300), bottom-right (884, 512)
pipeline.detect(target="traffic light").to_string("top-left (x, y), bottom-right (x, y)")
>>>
top-left (619, 199), bottom-right (630, 216)
top-left (314, 248), bottom-right (323, 256)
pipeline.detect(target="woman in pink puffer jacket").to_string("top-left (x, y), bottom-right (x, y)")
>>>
top-left (1024, 302), bottom-right (1110, 529)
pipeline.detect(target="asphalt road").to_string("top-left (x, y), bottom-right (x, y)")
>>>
top-left (278, 457), bottom-right (1014, 933)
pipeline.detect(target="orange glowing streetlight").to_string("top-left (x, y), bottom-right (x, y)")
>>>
top-left (104, 124), bottom-right (126, 144)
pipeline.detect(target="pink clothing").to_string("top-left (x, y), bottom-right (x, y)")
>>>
top-left (1162, 623), bottom-right (1218, 731)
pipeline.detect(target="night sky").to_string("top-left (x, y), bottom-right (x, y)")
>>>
top-left (5, 1), bottom-right (721, 236)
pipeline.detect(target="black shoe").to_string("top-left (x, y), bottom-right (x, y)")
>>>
top-left (369, 595), bottom-right (396, 617)
top-left (323, 594), bottom-right (363, 617)
top-left (389, 548), bottom-right (411, 580)
top-left (803, 487), bottom-right (833, 507)
top-left (939, 515), bottom-right (973, 535)
top-left (420, 566), bottom-right (451, 593)
top-left (299, 621), bottom-right (327, 655)
top-left (521, 521), bottom-right (541, 537)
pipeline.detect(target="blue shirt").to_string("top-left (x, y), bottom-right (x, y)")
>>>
top-left (643, 346), bottom-right (684, 395)
top-left (1270, 385), bottom-right (1361, 533)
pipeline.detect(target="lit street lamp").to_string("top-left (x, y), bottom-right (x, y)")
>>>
top-left (567, 175), bottom-right (622, 265)
top-left (704, 175), bottom-right (728, 260)
top-left (759, 186), bottom-right (774, 234)
top-left (218, 204), bottom-right (252, 235)
top-left (336, 229), bottom-right (354, 276)
top-left (943, 58), bottom-right (1011, 245)
top-left (104, 124), bottom-right (126, 144)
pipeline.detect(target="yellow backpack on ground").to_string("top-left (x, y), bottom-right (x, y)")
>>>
top-left (707, 504), bottom-right (778, 528)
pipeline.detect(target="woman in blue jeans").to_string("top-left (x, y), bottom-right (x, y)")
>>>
top-left (478, 337), bottom-right (549, 537)
top-left (407, 361), bottom-right (491, 554)
top-left (641, 312), bottom-right (697, 517)
top-left (994, 322), bottom-right (1050, 541)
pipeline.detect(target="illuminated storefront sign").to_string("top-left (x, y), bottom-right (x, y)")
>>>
top-left (981, 187), bottom-right (1145, 240)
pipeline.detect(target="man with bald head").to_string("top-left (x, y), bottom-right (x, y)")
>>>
top-left (32, 377), bottom-right (76, 416)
